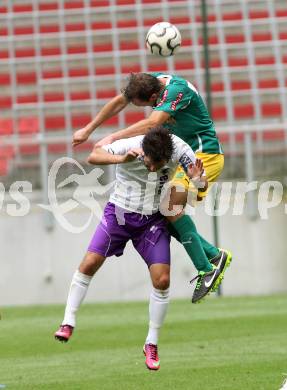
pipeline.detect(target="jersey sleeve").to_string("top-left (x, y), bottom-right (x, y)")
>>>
top-left (153, 84), bottom-right (192, 116)
top-left (102, 136), bottom-right (143, 155)
top-left (171, 135), bottom-right (203, 174)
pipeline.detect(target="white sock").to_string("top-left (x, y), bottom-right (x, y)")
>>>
top-left (145, 287), bottom-right (170, 346)
top-left (62, 270), bottom-right (92, 328)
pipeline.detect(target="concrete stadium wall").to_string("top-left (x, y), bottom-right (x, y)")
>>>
top-left (0, 185), bottom-right (286, 306)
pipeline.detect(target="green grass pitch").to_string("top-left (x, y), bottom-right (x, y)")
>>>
top-left (0, 295), bottom-right (286, 390)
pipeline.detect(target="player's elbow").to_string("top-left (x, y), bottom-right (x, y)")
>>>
top-left (147, 111), bottom-right (170, 130)
top-left (86, 154), bottom-right (93, 164)
top-left (146, 118), bottom-right (161, 131)
top-left (87, 153), bottom-right (97, 165)
top-left (87, 144), bottom-right (104, 165)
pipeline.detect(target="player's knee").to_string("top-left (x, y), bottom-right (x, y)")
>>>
top-left (154, 273), bottom-right (170, 290)
top-left (80, 252), bottom-right (105, 276)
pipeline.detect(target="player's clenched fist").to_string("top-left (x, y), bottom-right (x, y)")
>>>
top-left (72, 127), bottom-right (91, 147)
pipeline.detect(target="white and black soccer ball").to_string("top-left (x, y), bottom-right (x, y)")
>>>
top-left (146, 22), bottom-right (182, 57)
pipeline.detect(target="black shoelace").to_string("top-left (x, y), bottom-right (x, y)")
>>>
top-left (190, 273), bottom-right (204, 290)
top-left (148, 344), bottom-right (158, 359)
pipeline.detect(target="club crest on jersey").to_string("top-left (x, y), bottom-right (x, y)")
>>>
top-left (171, 92), bottom-right (183, 111)
top-left (150, 225), bottom-right (158, 233)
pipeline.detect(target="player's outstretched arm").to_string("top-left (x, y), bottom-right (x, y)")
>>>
top-left (72, 94), bottom-right (129, 147)
top-left (95, 110), bottom-right (170, 147)
top-left (87, 146), bottom-right (141, 165)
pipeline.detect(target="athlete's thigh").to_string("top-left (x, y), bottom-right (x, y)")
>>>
top-left (132, 216), bottom-right (171, 267)
top-left (88, 202), bottom-right (130, 258)
top-left (195, 152), bottom-right (224, 199)
top-left (79, 251), bottom-right (106, 276)
top-left (198, 152), bottom-right (224, 180)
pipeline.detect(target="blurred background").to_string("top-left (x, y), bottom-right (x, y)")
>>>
top-left (0, 0), bottom-right (286, 305)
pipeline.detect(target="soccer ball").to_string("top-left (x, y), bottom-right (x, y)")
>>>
top-left (146, 22), bottom-right (182, 57)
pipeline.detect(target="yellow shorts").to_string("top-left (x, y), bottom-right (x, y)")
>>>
top-left (171, 152), bottom-right (224, 199)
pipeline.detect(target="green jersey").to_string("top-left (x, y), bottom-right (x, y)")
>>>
top-left (151, 72), bottom-right (223, 154)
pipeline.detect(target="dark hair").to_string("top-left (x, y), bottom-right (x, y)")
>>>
top-left (142, 126), bottom-right (174, 163)
top-left (122, 73), bottom-right (162, 102)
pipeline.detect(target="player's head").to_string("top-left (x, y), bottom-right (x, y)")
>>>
top-left (122, 73), bottom-right (161, 106)
top-left (142, 126), bottom-right (174, 172)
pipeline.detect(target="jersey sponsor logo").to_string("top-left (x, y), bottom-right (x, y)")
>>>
top-left (156, 89), bottom-right (168, 108)
top-left (171, 92), bottom-right (183, 111)
top-left (179, 153), bottom-right (193, 172)
top-left (175, 171), bottom-right (185, 179)
top-left (157, 167), bottom-right (170, 194)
